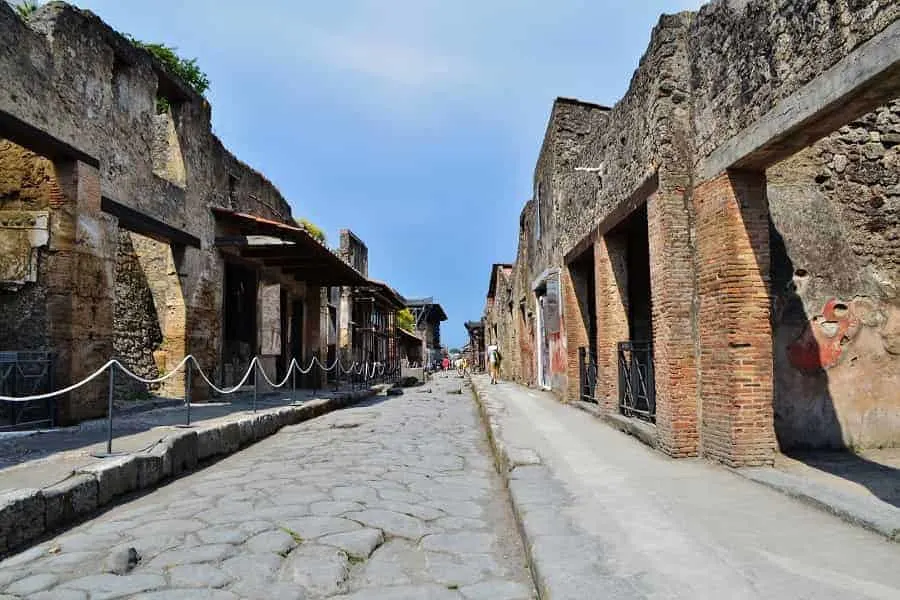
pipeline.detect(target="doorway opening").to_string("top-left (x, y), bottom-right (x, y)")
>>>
top-left (222, 262), bottom-right (257, 387)
top-left (534, 272), bottom-right (561, 390)
top-left (569, 249), bottom-right (598, 403)
top-left (608, 203), bottom-right (655, 421)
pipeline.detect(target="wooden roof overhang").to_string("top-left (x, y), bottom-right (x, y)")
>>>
top-left (212, 208), bottom-right (367, 286)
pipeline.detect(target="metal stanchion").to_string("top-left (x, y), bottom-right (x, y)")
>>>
top-left (92, 364), bottom-right (124, 458)
top-left (106, 365), bottom-right (114, 453)
top-left (291, 361), bottom-right (296, 403)
top-left (252, 360), bottom-right (258, 413)
top-left (185, 360), bottom-right (192, 427)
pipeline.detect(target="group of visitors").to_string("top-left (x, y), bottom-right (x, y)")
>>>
top-left (433, 345), bottom-right (501, 383)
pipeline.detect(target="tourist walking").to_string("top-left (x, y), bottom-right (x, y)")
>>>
top-left (487, 343), bottom-right (501, 384)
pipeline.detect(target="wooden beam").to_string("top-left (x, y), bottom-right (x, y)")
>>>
top-left (102, 196), bottom-right (201, 248)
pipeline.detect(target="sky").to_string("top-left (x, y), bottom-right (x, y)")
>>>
top-left (69, 0), bottom-right (704, 349)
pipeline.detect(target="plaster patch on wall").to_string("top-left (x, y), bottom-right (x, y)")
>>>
top-left (0, 210), bottom-right (49, 288)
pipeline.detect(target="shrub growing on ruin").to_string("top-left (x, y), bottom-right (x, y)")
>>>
top-left (397, 309), bottom-right (415, 333)
top-left (13, 0), bottom-right (39, 19)
top-left (127, 37), bottom-right (210, 112)
top-left (294, 218), bottom-right (326, 243)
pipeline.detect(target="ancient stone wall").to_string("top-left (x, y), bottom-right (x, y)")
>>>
top-left (690, 0), bottom-right (900, 163)
top-left (485, 0), bottom-right (900, 459)
top-left (768, 100), bottom-right (900, 449)
top-left (113, 230), bottom-right (163, 401)
top-left (0, 2), bottom-right (303, 420)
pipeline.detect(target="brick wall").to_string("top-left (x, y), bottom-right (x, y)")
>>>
top-left (694, 171), bottom-right (776, 467)
top-left (647, 186), bottom-right (700, 457)
top-left (594, 237), bottom-right (629, 415)
top-left (562, 266), bottom-right (585, 403)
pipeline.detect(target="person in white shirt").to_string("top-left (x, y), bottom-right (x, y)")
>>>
top-left (487, 344), bottom-right (501, 384)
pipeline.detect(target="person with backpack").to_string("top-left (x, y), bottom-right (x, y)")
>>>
top-left (487, 344), bottom-right (501, 384)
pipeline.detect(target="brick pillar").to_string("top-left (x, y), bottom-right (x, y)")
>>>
top-left (594, 236), bottom-right (629, 415)
top-left (694, 170), bottom-right (776, 467)
top-left (562, 266), bottom-right (587, 403)
top-left (47, 160), bottom-right (115, 423)
top-left (647, 188), bottom-right (699, 457)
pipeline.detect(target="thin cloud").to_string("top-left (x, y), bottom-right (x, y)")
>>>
top-left (302, 28), bottom-right (471, 90)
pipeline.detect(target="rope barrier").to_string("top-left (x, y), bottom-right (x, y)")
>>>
top-left (0, 352), bottom-right (392, 402)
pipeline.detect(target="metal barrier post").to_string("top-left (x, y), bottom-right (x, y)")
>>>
top-left (252, 360), bottom-right (258, 413)
top-left (291, 360), bottom-right (296, 403)
top-left (185, 360), bottom-right (192, 427)
top-left (106, 365), bottom-right (115, 454)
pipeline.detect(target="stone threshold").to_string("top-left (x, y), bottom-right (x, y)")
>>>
top-left (0, 388), bottom-right (376, 557)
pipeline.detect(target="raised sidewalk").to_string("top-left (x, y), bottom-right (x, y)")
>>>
top-left (471, 375), bottom-right (900, 600)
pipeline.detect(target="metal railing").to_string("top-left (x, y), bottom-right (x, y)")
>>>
top-left (618, 340), bottom-right (655, 421)
top-left (0, 351), bottom-right (55, 430)
top-left (578, 347), bottom-right (598, 404)
top-left (0, 352), bottom-right (399, 455)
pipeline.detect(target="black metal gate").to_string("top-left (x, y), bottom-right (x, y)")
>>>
top-left (0, 351), bottom-right (55, 430)
top-left (617, 341), bottom-right (655, 421)
top-left (578, 347), bottom-right (598, 403)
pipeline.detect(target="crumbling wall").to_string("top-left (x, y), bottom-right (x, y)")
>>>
top-left (0, 141), bottom-right (53, 350)
top-left (113, 230), bottom-right (163, 401)
top-left (769, 99), bottom-right (900, 449)
top-left (0, 2), bottom-right (303, 419)
top-left (486, 0), bottom-right (900, 456)
top-left (690, 0), bottom-right (900, 162)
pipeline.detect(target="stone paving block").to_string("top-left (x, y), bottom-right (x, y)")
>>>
top-left (78, 456), bottom-right (139, 505)
top-left (244, 529), bottom-right (296, 555)
top-left (60, 573), bottom-right (167, 600)
top-left (4, 572), bottom-right (58, 595)
top-left (147, 543), bottom-right (235, 569)
top-left (344, 509), bottom-right (427, 540)
top-left (29, 590), bottom-right (87, 600)
top-left (167, 564), bottom-right (233, 588)
top-left (43, 474), bottom-right (98, 530)
top-left (338, 584), bottom-right (462, 600)
top-left (421, 532), bottom-right (496, 555)
top-left (0, 488), bottom-right (45, 553)
top-left (279, 516), bottom-right (361, 540)
top-left (319, 527), bottom-right (384, 559)
top-left (278, 543), bottom-right (350, 596)
top-left (131, 590), bottom-right (239, 600)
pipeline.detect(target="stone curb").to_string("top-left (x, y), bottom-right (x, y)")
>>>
top-left (0, 389), bottom-right (375, 557)
top-left (469, 378), bottom-right (639, 600)
top-left (734, 466), bottom-right (900, 542)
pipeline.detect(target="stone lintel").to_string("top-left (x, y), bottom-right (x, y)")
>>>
top-left (698, 19), bottom-right (900, 181)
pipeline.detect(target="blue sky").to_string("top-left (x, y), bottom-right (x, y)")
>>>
top-left (70, 0), bottom-right (702, 348)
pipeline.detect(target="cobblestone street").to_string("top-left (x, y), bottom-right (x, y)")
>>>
top-left (0, 376), bottom-right (535, 599)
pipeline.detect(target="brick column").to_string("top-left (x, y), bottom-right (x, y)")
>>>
top-left (647, 188), bottom-right (700, 457)
top-left (47, 160), bottom-right (115, 423)
top-left (562, 266), bottom-right (587, 403)
top-left (694, 170), bottom-right (776, 467)
top-left (594, 236), bottom-right (629, 415)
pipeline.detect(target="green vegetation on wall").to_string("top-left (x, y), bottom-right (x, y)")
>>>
top-left (397, 308), bottom-right (415, 333)
top-left (295, 218), bottom-right (326, 243)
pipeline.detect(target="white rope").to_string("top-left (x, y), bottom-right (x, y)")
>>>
top-left (190, 355), bottom-right (259, 396)
top-left (0, 359), bottom-right (116, 402)
top-left (0, 349), bottom-right (387, 403)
